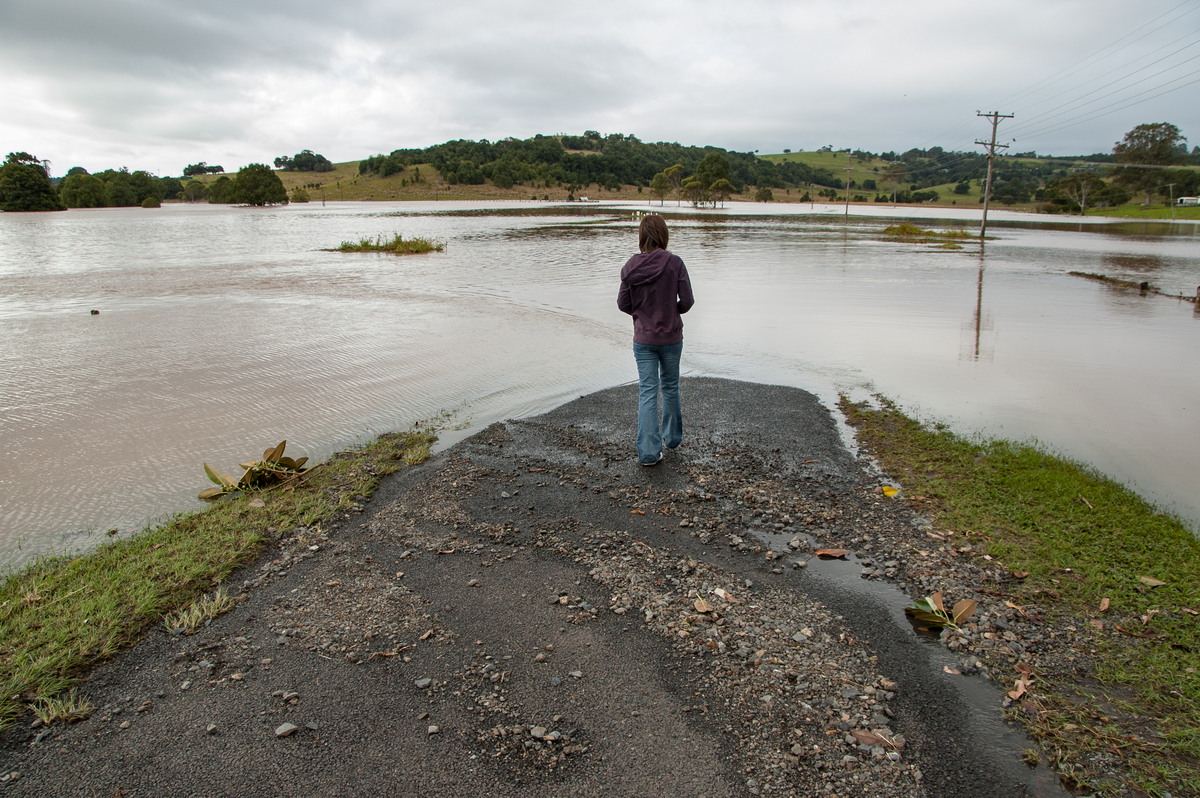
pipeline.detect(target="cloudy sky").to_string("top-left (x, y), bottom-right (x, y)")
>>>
top-left (3, 0), bottom-right (1198, 177)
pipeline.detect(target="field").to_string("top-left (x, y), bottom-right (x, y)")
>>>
top-left (187, 155), bottom-right (1200, 218)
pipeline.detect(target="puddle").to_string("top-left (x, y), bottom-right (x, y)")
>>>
top-left (750, 526), bottom-right (1073, 797)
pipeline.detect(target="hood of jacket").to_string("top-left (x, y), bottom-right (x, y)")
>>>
top-left (620, 248), bottom-right (675, 286)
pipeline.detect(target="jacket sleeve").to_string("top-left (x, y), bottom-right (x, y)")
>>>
top-left (676, 260), bottom-right (695, 314)
top-left (617, 279), bottom-right (633, 315)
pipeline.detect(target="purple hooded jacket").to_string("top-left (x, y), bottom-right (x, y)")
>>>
top-left (617, 248), bottom-right (694, 346)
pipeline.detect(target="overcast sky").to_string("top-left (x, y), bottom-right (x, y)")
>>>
top-left (3, 0), bottom-right (1198, 177)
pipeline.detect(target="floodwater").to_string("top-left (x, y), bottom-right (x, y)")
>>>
top-left (1, 200), bottom-right (1197, 569)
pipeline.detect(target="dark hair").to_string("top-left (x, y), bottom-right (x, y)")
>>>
top-left (638, 214), bottom-right (669, 253)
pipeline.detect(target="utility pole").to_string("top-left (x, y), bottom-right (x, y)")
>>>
top-left (1166, 182), bottom-right (1176, 220)
top-left (976, 111), bottom-right (1013, 241)
top-left (843, 150), bottom-right (854, 219)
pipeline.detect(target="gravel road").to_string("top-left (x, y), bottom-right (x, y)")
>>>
top-left (0, 378), bottom-right (1068, 797)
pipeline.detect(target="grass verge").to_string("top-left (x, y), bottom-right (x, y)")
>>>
top-left (841, 397), bottom-right (1200, 796)
top-left (0, 427), bottom-right (435, 731)
top-left (329, 233), bottom-right (444, 255)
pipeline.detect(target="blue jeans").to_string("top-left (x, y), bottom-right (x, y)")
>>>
top-left (633, 342), bottom-right (683, 463)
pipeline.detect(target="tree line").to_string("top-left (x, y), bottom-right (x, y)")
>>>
top-left (2, 125), bottom-right (1195, 213)
top-left (358, 132), bottom-right (841, 197)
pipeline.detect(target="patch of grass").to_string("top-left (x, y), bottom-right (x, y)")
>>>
top-left (841, 397), bottom-right (1200, 795)
top-left (0, 427), bottom-right (436, 731)
top-left (329, 233), bottom-right (443, 255)
top-left (162, 586), bottom-right (236, 635)
top-left (31, 689), bottom-right (92, 726)
top-left (883, 223), bottom-right (974, 243)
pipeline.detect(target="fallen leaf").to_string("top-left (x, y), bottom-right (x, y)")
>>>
top-left (881, 486), bottom-right (900, 498)
top-left (419, 628), bottom-right (437, 640)
top-left (1099, 597), bottom-right (1111, 612)
top-left (952, 598), bottom-right (978, 625)
top-left (694, 598), bottom-right (713, 613)
top-left (1138, 576), bottom-right (1166, 588)
top-left (850, 730), bottom-right (888, 747)
top-left (713, 587), bottom-right (735, 602)
top-left (248, 498), bottom-right (266, 508)
top-left (437, 549), bottom-right (456, 555)
top-left (1005, 600), bottom-right (1027, 617)
top-left (630, 509), bottom-right (645, 515)
top-left (943, 665), bottom-right (961, 675)
top-left (1089, 619), bottom-right (1104, 631)
top-left (930, 592), bottom-right (946, 613)
top-left (1014, 662), bottom-right (1034, 676)
top-left (1011, 571), bottom-right (1030, 580)
top-left (814, 548), bottom-right (850, 559)
top-left (1008, 676), bottom-right (1031, 700)
top-left (1182, 607), bottom-right (1200, 616)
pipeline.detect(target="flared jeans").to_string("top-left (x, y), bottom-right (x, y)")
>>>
top-left (633, 341), bottom-right (683, 464)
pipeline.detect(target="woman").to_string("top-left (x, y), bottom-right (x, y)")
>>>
top-left (617, 215), bottom-right (695, 466)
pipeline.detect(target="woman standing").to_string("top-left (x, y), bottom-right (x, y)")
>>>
top-left (617, 215), bottom-right (695, 466)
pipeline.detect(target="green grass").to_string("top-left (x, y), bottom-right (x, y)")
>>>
top-left (329, 233), bottom-right (444, 255)
top-left (841, 397), bottom-right (1200, 795)
top-left (1086, 204), bottom-right (1200, 220)
top-left (0, 427), bottom-right (435, 730)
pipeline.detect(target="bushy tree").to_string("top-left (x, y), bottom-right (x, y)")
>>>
top-left (232, 163), bottom-right (287, 205)
top-left (274, 150), bottom-right (334, 172)
top-left (207, 175), bottom-right (236, 203)
top-left (181, 180), bottom-right (208, 202)
top-left (1114, 122), bottom-right (1188, 204)
top-left (183, 162), bottom-right (225, 176)
top-left (0, 152), bottom-right (65, 212)
top-left (59, 171), bottom-right (107, 207)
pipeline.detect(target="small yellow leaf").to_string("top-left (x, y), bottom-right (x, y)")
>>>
top-left (1099, 597), bottom-right (1110, 612)
top-left (881, 486), bottom-right (899, 498)
top-left (1138, 576), bottom-right (1166, 588)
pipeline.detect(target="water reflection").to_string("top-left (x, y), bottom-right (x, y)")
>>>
top-left (1, 201), bottom-right (1197, 570)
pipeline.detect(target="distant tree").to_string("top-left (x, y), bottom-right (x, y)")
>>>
top-left (0, 152), bottom-right (65, 212)
top-left (664, 163), bottom-right (684, 206)
top-left (232, 163), bottom-right (287, 205)
top-left (693, 153), bottom-right (731, 189)
top-left (709, 178), bottom-right (735, 207)
top-left (129, 170), bottom-right (162, 205)
top-left (1054, 172), bottom-right (1106, 215)
top-left (754, 187), bottom-right (774, 202)
top-left (158, 177), bottom-right (183, 200)
top-left (183, 162), bottom-right (225, 176)
top-left (206, 175), bottom-right (236, 203)
top-left (682, 178), bottom-right (708, 207)
top-left (141, 196), bottom-right (161, 208)
top-left (100, 170), bottom-right (138, 206)
top-left (60, 172), bottom-right (107, 207)
top-left (1114, 122), bottom-right (1188, 204)
top-left (275, 149), bottom-right (335, 172)
top-left (290, 187), bottom-right (311, 203)
top-left (181, 180), bottom-right (208, 202)
top-left (650, 171), bottom-right (671, 205)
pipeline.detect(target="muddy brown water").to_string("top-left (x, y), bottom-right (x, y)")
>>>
top-left (1, 201), bottom-right (1197, 568)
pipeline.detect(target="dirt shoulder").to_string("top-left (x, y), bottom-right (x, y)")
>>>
top-left (0, 378), bottom-right (1066, 797)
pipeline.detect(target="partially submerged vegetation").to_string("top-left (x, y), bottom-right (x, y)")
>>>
top-left (329, 233), bottom-right (443, 255)
top-left (1070, 270), bottom-right (1199, 304)
top-left (842, 397), bottom-right (1200, 796)
top-left (0, 427), bottom-right (435, 731)
top-left (884, 223), bottom-right (974, 248)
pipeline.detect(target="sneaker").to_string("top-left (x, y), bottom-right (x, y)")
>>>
top-left (640, 453), bottom-right (663, 467)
